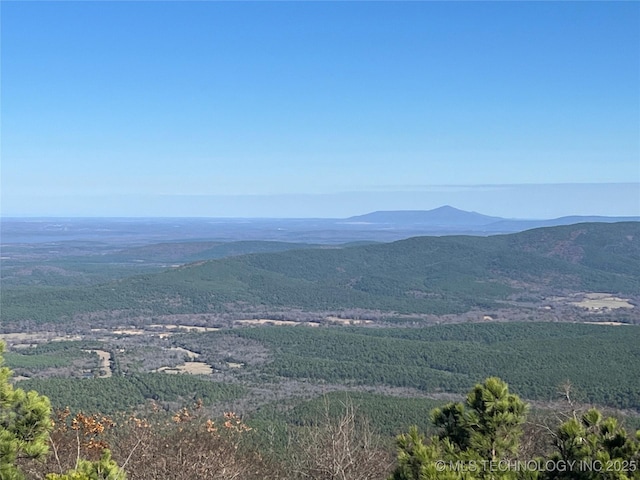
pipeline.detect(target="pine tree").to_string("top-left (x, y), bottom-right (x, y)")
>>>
top-left (390, 377), bottom-right (528, 480)
top-left (0, 341), bottom-right (53, 480)
top-left (544, 409), bottom-right (640, 480)
top-left (45, 450), bottom-right (125, 480)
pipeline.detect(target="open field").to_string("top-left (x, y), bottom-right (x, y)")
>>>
top-left (236, 319), bottom-right (305, 326)
top-left (151, 324), bottom-right (219, 332)
top-left (169, 346), bottom-right (200, 359)
top-left (155, 362), bottom-right (213, 375)
top-left (0, 332), bottom-right (83, 344)
top-left (583, 321), bottom-right (628, 326)
top-left (569, 293), bottom-right (635, 310)
top-left (325, 316), bottom-right (373, 325)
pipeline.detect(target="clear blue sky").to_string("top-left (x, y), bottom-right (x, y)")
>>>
top-left (2, 1), bottom-right (639, 218)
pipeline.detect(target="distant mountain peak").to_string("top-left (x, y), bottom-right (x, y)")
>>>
top-left (433, 205), bottom-right (461, 212)
top-left (345, 206), bottom-right (503, 226)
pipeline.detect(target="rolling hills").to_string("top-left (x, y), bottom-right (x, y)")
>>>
top-left (2, 222), bottom-right (638, 324)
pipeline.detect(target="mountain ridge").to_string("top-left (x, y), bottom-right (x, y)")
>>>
top-left (344, 205), bottom-right (503, 226)
top-left (2, 222), bottom-right (639, 324)
top-left (344, 206), bottom-right (640, 232)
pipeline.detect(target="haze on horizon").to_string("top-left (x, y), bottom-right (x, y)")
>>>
top-left (1, 2), bottom-right (639, 219)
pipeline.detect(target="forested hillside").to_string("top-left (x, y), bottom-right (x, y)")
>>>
top-left (2, 222), bottom-right (638, 323)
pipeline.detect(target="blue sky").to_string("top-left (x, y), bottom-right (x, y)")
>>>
top-left (2, 1), bottom-right (639, 218)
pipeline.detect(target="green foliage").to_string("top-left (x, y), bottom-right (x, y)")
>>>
top-left (545, 409), bottom-right (640, 479)
top-left (390, 378), bottom-right (640, 480)
top-left (17, 374), bottom-right (246, 414)
top-left (4, 352), bottom-right (75, 370)
top-left (219, 322), bottom-right (640, 409)
top-left (391, 378), bottom-right (528, 480)
top-left (4, 343), bottom-right (98, 371)
top-left (0, 342), bottom-right (53, 480)
top-left (45, 450), bottom-right (125, 480)
top-left (391, 426), bottom-right (461, 480)
top-left (248, 391), bottom-right (444, 455)
top-left (289, 392), bottom-right (443, 438)
top-left (432, 378), bottom-right (528, 462)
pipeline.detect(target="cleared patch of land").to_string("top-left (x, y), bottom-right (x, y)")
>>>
top-left (149, 324), bottom-right (219, 332)
top-left (85, 349), bottom-right (112, 377)
top-left (326, 316), bottom-right (373, 325)
top-left (90, 324), bottom-right (219, 339)
top-left (570, 293), bottom-right (634, 311)
top-left (155, 361), bottom-right (213, 375)
top-left (111, 328), bottom-right (146, 335)
top-left (0, 332), bottom-right (82, 345)
top-left (583, 321), bottom-right (627, 326)
top-left (236, 319), bottom-right (302, 326)
top-left (94, 350), bottom-right (112, 378)
top-left (169, 346), bottom-right (199, 359)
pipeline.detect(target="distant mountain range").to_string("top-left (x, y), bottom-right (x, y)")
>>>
top-left (2, 206), bottom-right (638, 245)
top-left (345, 206), bottom-right (503, 226)
top-left (344, 206), bottom-right (640, 233)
